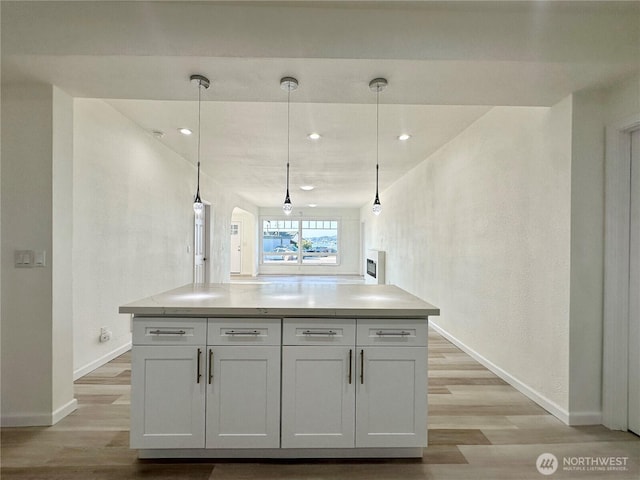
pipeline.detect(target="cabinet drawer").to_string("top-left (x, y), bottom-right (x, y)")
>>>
top-left (283, 319), bottom-right (355, 346)
top-left (208, 318), bottom-right (281, 345)
top-left (132, 318), bottom-right (206, 346)
top-left (356, 319), bottom-right (427, 346)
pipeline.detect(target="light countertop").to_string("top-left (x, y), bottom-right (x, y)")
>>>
top-left (119, 283), bottom-right (440, 318)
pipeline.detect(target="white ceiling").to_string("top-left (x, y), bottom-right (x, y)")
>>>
top-left (2, 1), bottom-right (639, 208)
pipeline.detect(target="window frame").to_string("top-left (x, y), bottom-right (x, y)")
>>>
top-left (259, 216), bottom-right (341, 267)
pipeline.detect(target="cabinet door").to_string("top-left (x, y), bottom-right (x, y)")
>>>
top-left (206, 346), bottom-right (280, 448)
top-left (356, 347), bottom-right (427, 448)
top-left (131, 346), bottom-right (205, 448)
top-left (281, 346), bottom-right (355, 448)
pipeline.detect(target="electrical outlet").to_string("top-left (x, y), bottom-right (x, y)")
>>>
top-left (99, 327), bottom-right (112, 343)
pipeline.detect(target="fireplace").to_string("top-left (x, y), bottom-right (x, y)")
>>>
top-left (367, 258), bottom-right (377, 278)
top-left (365, 250), bottom-right (385, 285)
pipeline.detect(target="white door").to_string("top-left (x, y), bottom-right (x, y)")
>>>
top-left (194, 209), bottom-right (206, 283)
top-left (206, 346), bottom-right (281, 448)
top-left (230, 221), bottom-right (242, 274)
top-left (356, 347), bottom-right (427, 448)
top-left (130, 346), bottom-right (205, 449)
top-left (629, 129), bottom-right (640, 435)
top-left (281, 346), bottom-right (355, 448)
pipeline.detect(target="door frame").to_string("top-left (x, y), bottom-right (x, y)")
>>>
top-left (194, 202), bottom-right (211, 283)
top-left (603, 113), bottom-right (640, 430)
top-left (230, 220), bottom-right (242, 275)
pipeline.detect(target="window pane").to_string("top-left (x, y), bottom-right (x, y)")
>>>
top-left (262, 220), bottom-right (299, 264)
top-left (301, 220), bottom-right (338, 265)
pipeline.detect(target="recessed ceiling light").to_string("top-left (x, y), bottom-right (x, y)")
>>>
top-left (179, 128), bottom-right (193, 136)
top-left (300, 185), bottom-right (315, 191)
top-left (398, 134), bottom-right (411, 141)
top-left (307, 133), bottom-right (321, 140)
top-left (151, 130), bottom-right (165, 138)
top-left (308, 204), bottom-right (317, 208)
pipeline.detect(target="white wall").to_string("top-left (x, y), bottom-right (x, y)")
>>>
top-left (231, 208), bottom-right (257, 276)
top-left (72, 98), bottom-right (258, 377)
top-left (362, 103), bottom-right (573, 415)
top-left (604, 74), bottom-right (640, 124)
top-left (51, 87), bottom-right (75, 417)
top-left (568, 88), bottom-right (607, 423)
top-left (259, 207), bottom-right (361, 275)
top-left (1, 83), bottom-right (76, 425)
top-left (73, 99), bottom-right (194, 375)
top-left (566, 73), bottom-right (640, 424)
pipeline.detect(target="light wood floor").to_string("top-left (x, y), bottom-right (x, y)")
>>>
top-left (2, 330), bottom-right (638, 479)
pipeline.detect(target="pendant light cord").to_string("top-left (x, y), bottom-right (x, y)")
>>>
top-left (286, 86), bottom-right (291, 192)
top-left (196, 80), bottom-right (202, 198)
top-left (375, 85), bottom-right (380, 196)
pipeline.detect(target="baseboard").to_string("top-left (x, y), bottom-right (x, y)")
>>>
top-left (138, 447), bottom-right (423, 459)
top-left (568, 411), bottom-right (603, 426)
top-left (1, 397), bottom-right (79, 427)
top-left (52, 398), bottom-right (78, 424)
top-left (1, 412), bottom-right (53, 427)
top-left (73, 341), bottom-right (132, 380)
top-left (429, 322), bottom-right (578, 426)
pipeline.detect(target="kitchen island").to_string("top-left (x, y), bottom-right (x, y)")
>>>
top-left (120, 282), bottom-right (439, 459)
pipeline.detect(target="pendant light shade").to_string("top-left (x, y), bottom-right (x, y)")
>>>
top-left (369, 77), bottom-right (387, 216)
top-left (373, 165), bottom-right (382, 216)
top-left (191, 74), bottom-right (210, 214)
top-left (281, 76), bottom-right (298, 215)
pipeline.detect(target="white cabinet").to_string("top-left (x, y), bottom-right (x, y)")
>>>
top-left (131, 345), bottom-right (206, 448)
top-left (356, 319), bottom-right (427, 448)
top-left (206, 346), bottom-right (280, 448)
top-left (356, 346), bottom-right (427, 447)
top-left (281, 318), bottom-right (427, 450)
top-left (281, 346), bottom-right (355, 448)
top-left (206, 318), bottom-right (281, 449)
top-left (130, 318), bottom-right (207, 449)
top-left (130, 316), bottom-right (428, 455)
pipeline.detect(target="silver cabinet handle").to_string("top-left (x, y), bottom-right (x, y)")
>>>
top-left (149, 329), bottom-right (186, 335)
top-left (208, 349), bottom-right (213, 385)
top-left (303, 330), bottom-right (337, 336)
top-left (376, 330), bottom-right (411, 336)
top-left (360, 349), bottom-right (364, 385)
top-left (196, 348), bottom-right (202, 384)
top-left (348, 349), bottom-right (353, 385)
top-left (226, 330), bottom-right (261, 336)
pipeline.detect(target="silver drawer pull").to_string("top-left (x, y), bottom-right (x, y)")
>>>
top-left (149, 329), bottom-right (186, 335)
top-left (303, 330), bottom-right (337, 336)
top-left (376, 330), bottom-right (411, 336)
top-left (226, 330), bottom-right (261, 336)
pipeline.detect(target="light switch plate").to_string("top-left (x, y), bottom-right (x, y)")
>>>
top-left (15, 250), bottom-right (34, 268)
top-left (34, 250), bottom-right (46, 267)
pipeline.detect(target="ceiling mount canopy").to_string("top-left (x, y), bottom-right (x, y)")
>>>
top-left (191, 74), bottom-right (210, 214)
top-left (369, 77), bottom-right (387, 216)
top-left (281, 76), bottom-right (299, 215)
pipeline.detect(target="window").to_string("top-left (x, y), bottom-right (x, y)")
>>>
top-left (262, 219), bottom-right (338, 265)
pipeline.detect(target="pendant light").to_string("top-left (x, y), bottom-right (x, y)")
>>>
top-left (369, 77), bottom-right (387, 216)
top-left (191, 74), bottom-right (210, 214)
top-left (280, 76), bottom-right (298, 215)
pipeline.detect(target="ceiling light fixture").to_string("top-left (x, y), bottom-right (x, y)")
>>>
top-left (308, 133), bottom-right (321, 140)
top-left (190, 74), bottom-right (210, 214)
top-left (300, 185), bottom-right (315, 191)
top-left (308, 204), bottom-right (317, 208)
top-left (398, 133), bottom-right (411, 141)
top-left (369, 77), bottom-right (387, 216)
top-left (179, 127), bottom-right (193, 136)
top-left (281, 76), bottom-right (299, 215)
